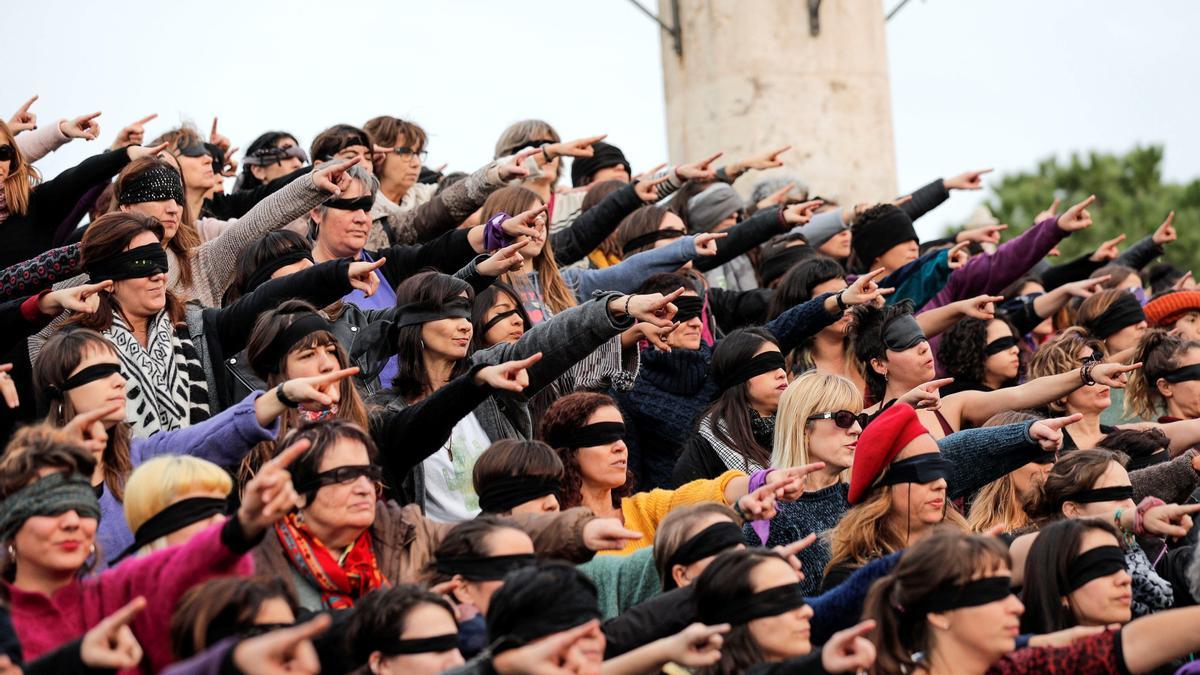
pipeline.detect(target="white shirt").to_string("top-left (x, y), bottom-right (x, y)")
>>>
top-left (422, 412), bottom-right (492, 522)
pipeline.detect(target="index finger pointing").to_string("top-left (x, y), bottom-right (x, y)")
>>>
top-left (135, 113), bottom-right (158, 125)
top-left (17, 95), bottom-right (37, 114)
top-left (698, 151), bottom-right (724, 167)
top-left (267, 438), bottom-right (312, 470)
top-left (100, 596), bottom-right (147, 630)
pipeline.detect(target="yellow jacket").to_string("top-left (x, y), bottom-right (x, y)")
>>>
top-left (600, 469), bottom-right (745, 556)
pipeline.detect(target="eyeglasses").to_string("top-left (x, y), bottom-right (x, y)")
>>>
top-left (312, 464), bottom-right (384, 490)
top-left (806, 410), bottom-right (868, 429)
top-left (244, 145), bottom-right (308, 166)
top-left (1081, 351), bottom-right (1103, 365)
top-left (0, 145), bottom-right (12, 162)
top-left (384, 146), bottom-right (428, 162)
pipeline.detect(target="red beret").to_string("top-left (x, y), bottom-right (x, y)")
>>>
top-left (848, 402), bottom-right (930, 505)
top-left (1144, 291), bottom-right (1200, 328)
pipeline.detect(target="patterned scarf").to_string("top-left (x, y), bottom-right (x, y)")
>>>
top-left (105, 310), bottom-right (210, 437)
top-left (275, 512), bottom-right (388, 610)
top-left (697, 410), bottom-right (775, 474)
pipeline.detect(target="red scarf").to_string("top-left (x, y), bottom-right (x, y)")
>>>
top-left (275, 512), bottom-right (388, 610)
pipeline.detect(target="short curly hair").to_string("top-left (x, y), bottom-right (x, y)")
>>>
top-left (849, 299), bottom-right (917, 401)
top-left (939, 317), bottom-right (1023, 388)
top-left (538, 392), bottom-right (635, 509)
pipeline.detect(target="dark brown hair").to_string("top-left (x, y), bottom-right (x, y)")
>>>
top-left (472, 439), bottom-right (563, 507)
top-left (1024, 448), bottom-right (1128, 524)
top-left (69, 211), bottom-right (185, 331)
top-left (863, 528), bottom-right (1011, 674)
top-left (539, 392), bottom-right (634, 509)
top-left (170, 577), bottom-right (296, 660)
top-left (33, 330), bottom-right (132, 500)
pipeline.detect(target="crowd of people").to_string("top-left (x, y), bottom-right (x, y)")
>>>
top-left (2, 95), bottom-right (1200, 675)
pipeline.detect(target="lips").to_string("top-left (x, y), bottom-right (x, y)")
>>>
top-left (57, 540), bottom-right (82, 551)
top-left (927, 499), bottom-right (944, 510)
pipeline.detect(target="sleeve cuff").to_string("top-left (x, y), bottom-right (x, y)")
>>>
top-left (20, 293), bottom-right (48, 323)
top-left (221, 515), bottom-right (265, 554)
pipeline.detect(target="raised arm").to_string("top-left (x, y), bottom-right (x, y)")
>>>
top-left (564, 234), bottom-right (707, 299)
top-left (550, 182), bottom-right (645, 266)
top-left (945, 361), bottom-right (1137, 428)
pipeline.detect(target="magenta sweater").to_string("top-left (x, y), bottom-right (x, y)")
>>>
top-left (5, 518), bottom-right (253, 673)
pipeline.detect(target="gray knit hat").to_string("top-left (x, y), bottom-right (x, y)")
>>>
top-left (687, 184), bottom-right (744, 233)
top-left (799, 210), bottom-right (848, 249)
top-left (749, 174), bottom-right (809, 206)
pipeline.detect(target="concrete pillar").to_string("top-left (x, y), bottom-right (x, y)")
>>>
top-left (660, 0), bottom-right (897, 204)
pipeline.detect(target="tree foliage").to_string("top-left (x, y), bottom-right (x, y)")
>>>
top-left (985, 145), bottom-right (1200, 268)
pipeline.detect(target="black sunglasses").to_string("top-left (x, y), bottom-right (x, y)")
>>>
top-left (312, 464), bottom-right (383, 490)
top-left (0, 145), bottom-right (13, 162)
top-left (806, 410), bottom-right (868, 429)
top-left (1081, 351), bottom-right (1103, 365)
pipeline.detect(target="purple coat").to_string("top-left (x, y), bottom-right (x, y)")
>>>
top-left (923, 216), bottom-right (1067, 362)
top-left (96, 391), bottom-right (276, 565)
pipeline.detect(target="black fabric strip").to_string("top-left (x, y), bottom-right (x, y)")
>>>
top-left (714, 351), bottom-right (786, 392)
top-left (113, 496), bottom-right (226, 562)
top-left (883, 314), bottom-right (926, 351)
top-left (672, 295), bottom-right (705, 323)
top-left (664, 522), bottom-right (745, 590)
top-left (877, 454), bottom-right (952, 487)
top-left (244, 250), bottom-right (313, 294)
top-left (435, 554), bottom-right (536, 581)
top-left (622, 229), bottom-right (683, 254)
top-left (47, 363), bottom-right (121, 400)
top-left (1063, 485), bottom-right (1134, 504)
top-left (544, 421), bottom-right (626, 449)
top-left (911, 576), bottom-right (1012, 614)
top-left (86, 243), bottom-right (169, 282)
top-left (117, 165), bottom-right (185, 206)
top-left (478, 475), bottom-right (561, 514)
top-left (394, 299), bottom-right (472, 329)
top-left (483, 309), bottom-right (523, 334)
top-left (1161, 363), bottom-right (1200, 384)
top-left (252, 313), bottom-right (335, 375)
top-left (984, 335), bottom-right (1019, 356)
top-left (378, 634), bottom-right (460, 655)
top-left (1084, 293), bottom-right (1145, 340)
top-left (1067, 546), bottom-right (1127, 591)
top-left (323, 195), bottom-right (374, 212)
top-left (700, 582), bottom-right (808, 626)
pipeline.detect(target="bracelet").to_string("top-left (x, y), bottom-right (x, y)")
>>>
top-left (1135, 496), bottom-right (1166, 537)
top-left (541, 145), bottom-right (552, 163)
top-left (835, 291), bottom-right (848, 311)
top-left (275, 383), bottom-right (300, 409)
top-left (732, 499), bottom-right (746, 519)
top-left (1080, 362), bottom-right (1096, 386)
top-left (623, 294), bottom-right (633, 317)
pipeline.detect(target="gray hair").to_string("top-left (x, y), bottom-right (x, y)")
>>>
top-left (309, 163), bottom-right (380, 240)
top-left (494, 119), bottom-right (560, 159)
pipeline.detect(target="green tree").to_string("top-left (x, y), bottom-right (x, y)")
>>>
top-left (984, 145), bottom-right (1200, 270)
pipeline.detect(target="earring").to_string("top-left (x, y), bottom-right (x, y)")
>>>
top-left (6, 545), bottom-right (13, 559)
top-left (89, 544), bottom-right (96, 556)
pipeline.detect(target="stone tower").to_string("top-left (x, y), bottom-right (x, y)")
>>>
top-left (659, 0), bottom-right (897, 204)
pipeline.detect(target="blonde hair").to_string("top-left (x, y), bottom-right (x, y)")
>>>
top-left (771, 372), bottom-right (862, 478)
top-left (967, 411), bottom-right (1043, 533)
top-left (123, 456), bottom-right (232, 556)
top-left (825, 484), bottom-right (968, 577)
top-left (0, 120), bottom-right (40, 215)
top-left (1027, 328), bottom-right (1107, 414)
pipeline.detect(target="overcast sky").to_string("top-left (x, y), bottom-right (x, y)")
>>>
top-left (6, 0), bottom-right (1196, 238)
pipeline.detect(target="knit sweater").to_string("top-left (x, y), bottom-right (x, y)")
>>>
top-left (366, 159), bottom-right (508, 249)
top-left (578, 546), bottom-right (661, 619)
top-left (96, 391), bottom-right (277, 565)
top-left (749, 482), bottom-right (850, 595)
top-left (7, 518), bottom-right (255, 674)
top-left (613, 345), bottom-right (716, 490)
top-left (13, 123), bottom-right (71, 163)
top-left (1129, 448), bottom-right (1200, 506)
top-left (604, 469), bottom-right (745, 556)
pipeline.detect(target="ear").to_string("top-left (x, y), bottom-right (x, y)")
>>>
top-left (368, 651), bottom-right (384, 674)
top-left (1062, 501), bottom-right (1081, 519)
top-left (450, 575), bottom-right (473, 607)
top-left (869, 357), bottom-right (888, 378)
top-left (1157, 378), bottom-right (1174, 400)
top-left (926, 612), bottom-right (952, 631)
top-left (250, 164), bottom-right (268, 181)
top-left (671, 564), bottom-right (690, 589)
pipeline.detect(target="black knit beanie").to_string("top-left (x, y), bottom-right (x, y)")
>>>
top-left (571, 142), bottom-right (631, 187)
top-left (850, 204), bottom-right (918, 271)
